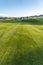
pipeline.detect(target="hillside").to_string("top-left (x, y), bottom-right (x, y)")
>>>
top-left (0, 18), bottom-right (43, 25)
top-left (0, 19), bottom-right (43, 65)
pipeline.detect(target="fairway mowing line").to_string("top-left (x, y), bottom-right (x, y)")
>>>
top-left (16, 25), bottom-right (41, 49)
top-left (28, 26), bottom-right (43, 48)
top-left (0, 48), bottom-right (9, 64)
top-left (0, 46), bottom-right (13, 64)
top-left (23, 25), bottom-right (42, 47)
top-left (0, 23), bottom-right (20, 64)
top-left (1, 23), bottom-right (20, 43)
top-left (33, 26), bottom-right (41, 33)
top-left (0, 24), bottom-right (43, 65)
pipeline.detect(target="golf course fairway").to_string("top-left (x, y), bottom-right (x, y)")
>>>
top-left (0, 21), bottom-right (43, 65)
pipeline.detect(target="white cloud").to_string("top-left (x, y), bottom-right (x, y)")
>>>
top-left (0, 8), bottom-right (43, 17)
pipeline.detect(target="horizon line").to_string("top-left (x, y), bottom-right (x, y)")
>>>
top-left (0, 14), bottom-right (43, 17)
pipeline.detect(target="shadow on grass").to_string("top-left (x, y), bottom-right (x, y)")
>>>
top-left (1, 46), bottom-right (43, 65)
top-left (12, 46), bottom-right (43, 65)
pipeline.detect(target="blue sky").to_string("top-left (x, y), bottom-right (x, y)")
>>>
top-left (0, 0), bottom-right (43, 17)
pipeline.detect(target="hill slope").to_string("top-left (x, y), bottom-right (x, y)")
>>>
top-left (0, 19), bottom-right (43, 65)
top-left (0, 18), bottom-right (43, 25)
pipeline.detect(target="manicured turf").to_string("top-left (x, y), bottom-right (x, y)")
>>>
top-left (0, 19), bottom-right (43, 65)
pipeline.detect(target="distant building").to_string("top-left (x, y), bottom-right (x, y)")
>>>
top-left (39, 15), bottom-right (43, 18)
top-left (0, 17), bottom-right (3, 20)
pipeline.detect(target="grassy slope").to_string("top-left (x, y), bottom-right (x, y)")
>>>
top-left (0, 19), bottom-right (43, 65)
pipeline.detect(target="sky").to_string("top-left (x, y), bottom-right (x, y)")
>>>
top-left (0, 0), bottom-right (43, 17)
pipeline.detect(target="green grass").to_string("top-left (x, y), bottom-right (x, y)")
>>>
top-left (0, 19), bottom-right (43, 65)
